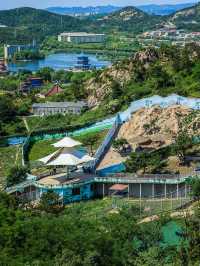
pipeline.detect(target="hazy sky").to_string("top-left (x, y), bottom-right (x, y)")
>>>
top-left (0, 0), bottom-right (199, 10)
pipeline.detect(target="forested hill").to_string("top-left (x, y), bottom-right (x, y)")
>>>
top-left (0, 7), bottom-right (87, 44)
top-left (168, 2), bottom-right (200, 31)
top-left (0, 6), bottom-right (162, 44)
top-left (94, 6), bottom-right (162, 33)
top-left (1, 4), bottom-right (200, 44)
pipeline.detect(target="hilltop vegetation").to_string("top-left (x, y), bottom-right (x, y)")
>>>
top-left (92, 6), bottom-right (162, 34)
top-left (0, 7), bottom-right (86, 43)
top-left (86, 44), bottom-right (200, 111)
top-left (169, 2), bottom-right (200, 31)
top-left (0, 191), bottom-right (199, 265)
top-left (1, 4), bottom-right (200, 44)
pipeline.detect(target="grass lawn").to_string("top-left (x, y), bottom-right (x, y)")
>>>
top-left (65, 198), bottom-right (116, 218)
top-left (0, 145), bottom-right (22, 185)
top-left (28, 139), bottom-right (57, 162)
top-left (26, 115), bottom-right (73, 132)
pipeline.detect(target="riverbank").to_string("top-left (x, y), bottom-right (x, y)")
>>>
top-left (41, 47), bottom-right (134, 62)
top-left (41, 34), bottom-right (140, 61)
top-left (7, 52), bottom-right (111, 72)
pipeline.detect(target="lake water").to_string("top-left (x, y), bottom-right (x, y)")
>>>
top-left (7, 52), bottom-right (111, 72)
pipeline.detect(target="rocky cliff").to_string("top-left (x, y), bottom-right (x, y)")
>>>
top-left (86, 48), bottom-right (159, 107)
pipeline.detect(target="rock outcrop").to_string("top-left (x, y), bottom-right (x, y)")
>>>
top-left (86, 48), bottom-right (159, 107)
top-left (118, 105), bottom-right (192, 150)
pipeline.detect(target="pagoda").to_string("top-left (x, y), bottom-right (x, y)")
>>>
top-left (45, 83), bottom-right (63, 97)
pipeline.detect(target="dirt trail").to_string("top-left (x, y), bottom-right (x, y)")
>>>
top-left (15, 145), bottom-right (21, 165)
top-left (23, 117), bottom-right (30, 132)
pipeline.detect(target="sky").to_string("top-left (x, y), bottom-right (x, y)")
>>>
top-left (0, 0), bottom-right (199, 10)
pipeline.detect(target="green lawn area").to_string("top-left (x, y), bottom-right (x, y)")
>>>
top-left (26, 114), bottom-right (74, 132)
top-left (65, 198), bottom-right (116, 218)
top-left (0, 145), bottom-right (22, 185)
top-left (28, 139), bottom-right (57, 162)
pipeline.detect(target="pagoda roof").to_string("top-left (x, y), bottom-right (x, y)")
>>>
top-left (45, 84), bottom-right (63, 97)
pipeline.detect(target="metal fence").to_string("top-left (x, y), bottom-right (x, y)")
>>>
top-left (110, 185), bottom-right (193, 217)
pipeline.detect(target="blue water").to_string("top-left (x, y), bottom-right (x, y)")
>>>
top-left (7, 52), bottom-right (111, 72)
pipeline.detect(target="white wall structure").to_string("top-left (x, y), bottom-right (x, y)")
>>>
top-left (32, 101), bottom-right (87, 116)
top-left (58, 32), bottom-right (105, 44)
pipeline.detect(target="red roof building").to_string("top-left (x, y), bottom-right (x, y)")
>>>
top-left (45, 84), bottom-right (63, 97)
top-left (109, 184), bottom-right (128, 192)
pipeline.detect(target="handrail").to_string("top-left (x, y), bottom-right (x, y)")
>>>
top-left (6, 173), bottom-right (198, 194)
top-left (89, 114), bottom-right (122, 171)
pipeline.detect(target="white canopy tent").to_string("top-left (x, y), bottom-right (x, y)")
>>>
top-left (38, 137), bottom-right (94, 178)
top-left (52, 137), bottom-right (81, 148)
top-left (39, 147), bottom-right (94, 166)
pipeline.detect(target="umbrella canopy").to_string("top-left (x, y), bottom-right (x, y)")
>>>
top-left (39, 147), bottom-right (94, 166)
top-left (52, 137), bottom-right (81, 148)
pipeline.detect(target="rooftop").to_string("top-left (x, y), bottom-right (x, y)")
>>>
top-left (59, 32), bottom-right (105, 37)
top-left (37, 172), bottom-right (95, 186)
top-left (32, 101), bottom-right (87, 108)
top-left (45, 84), bottom-right (63, 97)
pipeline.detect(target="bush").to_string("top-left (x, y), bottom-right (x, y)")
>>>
top-left (7, 165), bottom-right (28, 187)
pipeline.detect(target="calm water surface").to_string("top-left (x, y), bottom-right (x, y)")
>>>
top-left (7, 52), bottom-right (111, 72)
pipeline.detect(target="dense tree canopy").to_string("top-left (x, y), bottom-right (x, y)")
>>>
top-left (0, 191), bottom-right (199, 265)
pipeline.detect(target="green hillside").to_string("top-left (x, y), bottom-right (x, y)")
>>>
top-left (0, 6), bottom-right (162, 44)
top-left (1, 4), bottom-right (200, 45)
top-left (169, 3), bottom-right (200, 31)
top-left (93, 6), bottom-right (162, 33)
top-left (0, 7), bottom-right (86, 43)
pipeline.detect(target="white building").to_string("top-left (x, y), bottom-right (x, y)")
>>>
top-left (58, 32), bottom-right (105, 44)
top-left (4, 41), bottom-right (37, 60)
top-left (32, 101), bottom-right (88, 116)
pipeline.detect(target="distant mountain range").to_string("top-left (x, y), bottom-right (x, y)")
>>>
top-left (139, 3), bottom-right (197, 15)
top-left (46, 3), bottom-right (198, 16)
top-left (46, 5), bottom-right (121, 16)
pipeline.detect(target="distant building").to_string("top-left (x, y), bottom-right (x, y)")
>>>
top-left (75, 56), bottom-right (91, 70)
top-left (45, 84), bottom-right (63, 97)
top-left (4, 41), bottom-right (37, 60)
top-left (32, 101), bottom-right (88, 116)
top-left (58, 32), bottom-right (105, 44)
top-left (20, 77), bottom-right (43, 93)
top-left (0, 60), bottom-right (8, 75)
